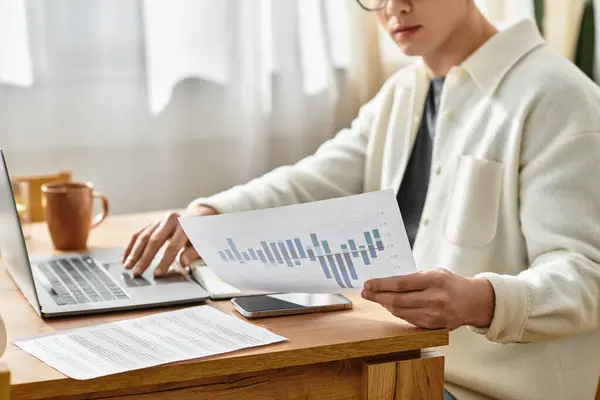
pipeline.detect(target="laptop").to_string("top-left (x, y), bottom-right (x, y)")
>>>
top-left (0, 149), bottom-right (210, 318)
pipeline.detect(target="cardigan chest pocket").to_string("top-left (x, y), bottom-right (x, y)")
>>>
top-left (444, 155), bottom-right (504, 247)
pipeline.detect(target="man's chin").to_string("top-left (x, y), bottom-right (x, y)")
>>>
top-left (396, 45), bottom-right (422, 57)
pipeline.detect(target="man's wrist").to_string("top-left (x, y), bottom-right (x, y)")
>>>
top-left (466, 277), bottom-right (496, 329)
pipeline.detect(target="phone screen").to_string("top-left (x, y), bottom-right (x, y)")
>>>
top-left (232, 293), bottom-right (350, 313)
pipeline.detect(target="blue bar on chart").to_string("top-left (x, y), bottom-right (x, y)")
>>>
top-left (359, 245), bottom-right (371, 265)
top-left (372, 229), bottom-right (385, 251)
top-left (363, 232), bottom-right (378, 258)
top-left (216, 227), bottom-right (388, 287)
top-left (310, 233), bottom-right (320, 248)
top-left (324, 249), bottom-right (345, 288)
top-left (306, 247), bottom-right (316, 262)
top-left (322, 240), bottom-right (347, 288)
top-left (334, 253), bottom-right (353, 288)
top-left (226, 238), bottom-right (242, 260)
top-left (269, 242), bottom-right (283, 264)
top-left (294, 238), bottom-right (306, 258)
top-left (313, 244), bottom-right (332, 279)
top-left (343, 252), bottom-right (357, 279)
top-left (278, 241), bottom-right (293, 267)
top-left (285, 239), bottom-right (298, 259)
top-left (348, 239), bottom-right (359, 257)
top-left (257, 250), bottom-right (268, 264)
top-left (261, 241), bottom-right (275, 264)
top-left (248, 248), bottom-right (258, 261)
top-left (313, 244), bottom-right (322, 257)
top-left (341, 244), bottom-right (358, 279)
top-left (341, 244), bottom-right (349, 254)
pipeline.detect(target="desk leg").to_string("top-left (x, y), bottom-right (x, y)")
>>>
top-left (363, 351), bottom-right (444, 400)
top-left (0, 362), bottom-right (9, 400)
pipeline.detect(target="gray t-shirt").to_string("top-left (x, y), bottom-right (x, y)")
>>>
top-left (396, 77), bottom-right (445, 248)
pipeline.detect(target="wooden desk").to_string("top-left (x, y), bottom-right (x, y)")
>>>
top-left (0, 362), bottom-right (8, 400)
top-left (0, 212), bottom-right (448, 400)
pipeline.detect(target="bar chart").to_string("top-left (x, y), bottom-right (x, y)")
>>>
top-left (216, 229), bottom-right (387, 288)
top-left (179, 190), bottom-right (417, 293)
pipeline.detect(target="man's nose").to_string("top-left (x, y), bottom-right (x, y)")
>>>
top-left (384, 0), bottom-right (412, 16)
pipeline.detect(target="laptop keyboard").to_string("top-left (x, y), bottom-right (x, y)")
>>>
top-left (37, 256), bottom-right (129, 306)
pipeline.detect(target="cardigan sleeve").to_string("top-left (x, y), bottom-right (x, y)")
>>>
top-left (474, 132), bottom-right (600, 343)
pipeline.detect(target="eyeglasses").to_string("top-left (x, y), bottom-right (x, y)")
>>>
top-left (355, 0), bottom-right (388, 11)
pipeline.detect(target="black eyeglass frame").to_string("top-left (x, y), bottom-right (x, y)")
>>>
top-left (355, 0), bottom-right (388, 11)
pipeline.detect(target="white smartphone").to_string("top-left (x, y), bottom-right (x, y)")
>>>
top-left (231, 293), bottom-right (353, 318)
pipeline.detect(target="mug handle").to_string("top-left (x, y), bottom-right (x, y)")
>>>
top-left (91, 191), bottom-right (109, 229)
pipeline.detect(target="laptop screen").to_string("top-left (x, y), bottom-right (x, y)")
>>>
top-left (0, 149), bottom-right (41, 314)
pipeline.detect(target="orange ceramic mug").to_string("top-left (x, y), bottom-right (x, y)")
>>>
top-left (41, 182), bottom-right (109, 251)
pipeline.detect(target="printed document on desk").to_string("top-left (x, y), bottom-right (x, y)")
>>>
top-left (15, 306), bottom-right (287, 380)
top-left (179, 189), bottom-right (417, 293)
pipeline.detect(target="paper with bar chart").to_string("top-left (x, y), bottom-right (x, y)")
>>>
top-left (178, 189), bottom-right (417, 293)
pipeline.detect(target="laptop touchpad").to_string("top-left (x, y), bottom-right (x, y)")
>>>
top-left (120, 272), bottom-right (151, 287)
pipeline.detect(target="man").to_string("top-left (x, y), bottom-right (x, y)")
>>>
top-left (123, 0), bottom-right (600, 398)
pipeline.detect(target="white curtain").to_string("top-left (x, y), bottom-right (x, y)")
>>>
top-left (1, 0), bottom-right (399, 214)
top-left (143, 0), bottom-right (354, 115)
top-left (0, 0), bottom-right (33, 86)
top-left (595, 0), bottom-right (600, 82)
top-left (543, 0), bottom-right (586, 61)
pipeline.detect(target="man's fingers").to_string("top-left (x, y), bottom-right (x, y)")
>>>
top-left (361, 289), bottom-right (426, 308)
top-left (122, 223), bottom-right (152, 264)
top-left (364, 269), bottom-right (448, 293)
top-left (154, 229), bottom-right (188, 277)
top-left (123, 221), bottom-right (160, 269)
top-left (364, 274), bottom-right (428, 293)
top-left (179, 245), bottom-right (200, 267)
top-left (132, 214), bottom-right (179, 276)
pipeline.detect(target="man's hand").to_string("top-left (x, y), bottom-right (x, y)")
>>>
top-left (361, 268), bottom-right (495, 330)
top-left (121, 205), bottom-right (219, 277)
